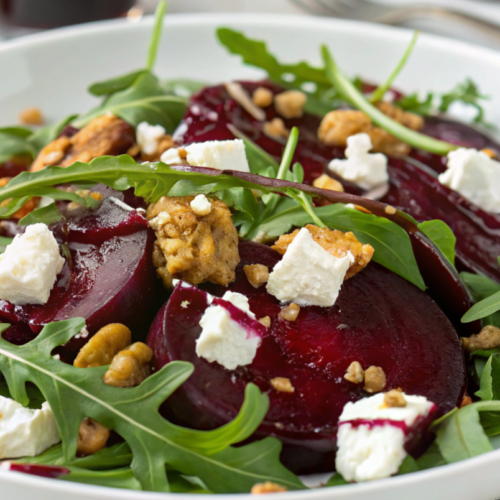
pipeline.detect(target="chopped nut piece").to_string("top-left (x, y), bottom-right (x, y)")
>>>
top-left (270, 377), bottom-right (295, 393)
top-left (90, 192), bottom-right (103, 201)
top-left (274, 90), bottom-right (307, 119)
top-left (482, 148), bottom-right (497, 159)
top-left (147, 196), bottom-right (240, 288)
top-left (263, 118), bottom-right (289, 139)
top-left (279, 303), bottom-right (300, 321)
top-left (74, 323), bottom-right (131, 368)
top-left (375, 101), bottom-right (424, 130)
top-left (77, 417), bottom-right (110, 455)
top-left (0, 177), bottom-right (39, 219)
top-left (103, 342), bottom-right (153, 388)
top-left (364, 366), bottom-right (387, 393)
top-left (253, 87), bottom-right (274, 108)
top-left (460, 395), bottom-right (473, 408)
top-left (385, 205), bottom-right (397, 215)
top-left (19, 107), bottom-right (43, 126)
top-left (272, 224), bottom-right (374, 280)
top-left (31, 115), bottom-right (135, 172)
top-left (126, 144), bottom-right (141, 157)
top-left (344, 361), bottom-right (364, 384)
top-left (384, 389), bottom-right (407, 408)
top-left (178, 148), bottom-right (188, 160)
top-left (259, 316), bottom-right (271, 328)
top-left (251, 482), bottom-right (287, 494)
top-left (312, 173), bottom-right (344, 192)
top-left (462, 325), bottom-right (500, 353)
top-left (244, 264), bottom-right (270, 288)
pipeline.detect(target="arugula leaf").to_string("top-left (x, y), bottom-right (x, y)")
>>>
top-left (162, 78), bottom-right (208, 98)
top-left (18, 202), bottom-right (64, 226)
top-left (0, 319), bottom-right (302, 492)
top-left (416, 442), bottom-right (447, 470)
top-left (461, 271), bottom-right (500, 327)
top-left (396, 92), bottom-right (434, 115)
top-left (418, 220), bottom-right (456, 266)
top-left (462, 290), bottom-right (500, 323)
top-left (475, 355), bottom-right (500, 401)
top-left (439, 78), bottom-right (489, 124)
top-left (323, 474), bottom-right (348, 487)
top-left (88, 70), bottom-right (149, 97)
top-left (60, 466), bottom-right (141, 490)
top-left (0, 236), bottom-right (13, 253)
top-left (397, 455), bottom-right (419, 475)
top-left (146, 1), bottom-right (166, 71)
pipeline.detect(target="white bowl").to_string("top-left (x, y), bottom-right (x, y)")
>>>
top-left (0, 13), bottom-right (499, 500)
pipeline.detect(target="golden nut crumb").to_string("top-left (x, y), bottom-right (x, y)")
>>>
top-left (90, 192), bottom-right (103, 201)
top-left (263, 118), bottom-right (289, 139)
top-left (74, 323), bottom-right (131, 368)
top-left (364, 366), bottom-right (387, 393)
top-left (259, 316), bottom-right (271, 328)
top-left (462, 325), bottom-right (500, 353)
top-left (460, 395), bottom-right (473, 408)
top-left (385, 205), bottom-right (397, 215)
top-left (253, 87), bottom-right (274, 108)
top-left (344, 361), bottom-right (364, 384)
top-left (103, 342), bottom-right (153, 388)
top-left (244, 264), bottom-right (270, 288)
top-left (272, 224), bottom-right (374, 280)
top-left (251, 482), bottom-right (287, 494)
top-left (77, 417), bottom-right (110, 456)
top-left (279, 303), bottom-right (300, 321)
top-left (270, 377), bottom-right (295, 393)
top-left (19, 107), bottom-right (44, 126)
top-left (147, 196), bottom-right (240, 288)
top-left (482, 148), bottom-right (497, 159)
top-left (274, 90), bottom-right (307, 119)
top-left (312, 173), bottom-right (344, 192)
top-left (178, 148), bottom-right (188, 160)
top-left (384, 389), bottom-right (407, 408)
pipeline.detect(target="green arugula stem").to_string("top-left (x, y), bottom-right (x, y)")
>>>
top-left (370, 31), bottom-right (419, 103)
top-left (462, 290), bottom-right (500, 323)
top-left (146, 1), bottom-right (166, 71)
top-left (277, 127), bottom-right (299, 180)
top-left (321, 45), bottom-right (457, 155)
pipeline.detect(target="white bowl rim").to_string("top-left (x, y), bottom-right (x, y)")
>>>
top-left (0, 11), bottom-right (498, 499)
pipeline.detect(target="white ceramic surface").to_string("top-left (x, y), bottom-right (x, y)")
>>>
top-left (0, 13), bottom-right (500, 500)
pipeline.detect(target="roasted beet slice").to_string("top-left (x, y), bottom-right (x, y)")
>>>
top-left (0, 189), bottom-right (158, 358)
top-left (148, 239), bottom-right (466, 474)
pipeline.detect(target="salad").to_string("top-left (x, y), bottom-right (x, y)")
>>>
top-left (0, 2), bottom-right (499, 494)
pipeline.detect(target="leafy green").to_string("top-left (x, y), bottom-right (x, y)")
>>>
top-left (323, 474), bottom-right (348, 487)
top-left (397, 455), bottom-right (419, 475)
top-left (162, 79), bottom-right (208, 98)
top-left (88, 70), bottom-right (149, 97)
top-left (146, 1), bottom-right (166, 71)
top-left (418, 220), bottom-right (456, 266)
top-left (475, 355), bottom-right (500, 401)
top-left (18, 202), bottom-right (64, 226)
top-left (396, 92), bottom-right (434, 115)
top-left (462, 290), bottom-right (500, 324)
top-left (0, 319), bottom-right (303, 493)
top-left (0, 236), bottom-right (13, 253)
top-left (416, 442), bottom-right (447, 470)
top-left (461, 271), bottom-right (500, 327)
top-left (60, 467), bottom-right (141, 490)
top-left (321, 45), bottom-right (457, 156)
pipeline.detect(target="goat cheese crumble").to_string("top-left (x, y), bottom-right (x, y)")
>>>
top-left (160, 139), bottom-right (250, 173)
top-left (328, 133), bottom-right (389, 189)
top-left (0, 396), bottom-right (60, 459)
top-left (336, 392), bottom-right (435, 482)
top-left (190, 194), bottom-right (212, 216)
top-left (438, 148), bottom-right (500, 213)
top-left (136, 122), bottom-right (166, 155)
top-left (0, 224), bottom-right (65, 305)
top-left (266, 227), bottom-right (353, 307)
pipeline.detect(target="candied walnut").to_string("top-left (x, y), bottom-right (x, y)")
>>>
top-left (253, 87), bottom-right (274, 108)
top-left (344, 361), bottom-right (364, 384)
top-left (140, 134), bottom-right (176, 162)
top-left (384, 389), bottom-right (407, 408)
top-left (312, 173), bottom-right (344, 192)
top-left (460, 395), bottom-right (473, 408)
top-left (462, 325), bottom-right (500, 353)
top-left (270, 377), bottom-right (295, 393)
top-left (364, 366), bottom-right (386, 393)
top-left (279, 303), bottom-right (300, 321)
top-left (263, 118), bottom-right (289, 139)
top-left (103, 342), bottom-right (153, 388)
top-left (19, 107), bottom-right (43, 126)
top-left (0, 177), bottom-right (39, 219)
top-left (251, 482), bottom-right (287, 494)
top-left (74, 323), bottom-right (131, 368)
top-left (375, 101), bottom-right (424, 131)
top-left (77, 417), bottom-right (110, 455)
top-left (31, 115), bottom-right (135, 172)
top-left (259, 316), bottom-right (271, 328)
top-left (147, 196), bottom-right (240, 288)
top-left (272, 224), bottom-right (374, 280)
top-left (244, 264), bottom-right (269, 288)
top-left (274, 90), bottom-right (307, 119)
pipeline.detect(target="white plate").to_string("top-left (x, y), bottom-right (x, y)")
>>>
top-left (0, 12), bottom-right (499, 500)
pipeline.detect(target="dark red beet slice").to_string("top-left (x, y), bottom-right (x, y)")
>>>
top-left (0, 189), bottom-right (158, 358)
top-left (148, 239), bottom-right (466, 474)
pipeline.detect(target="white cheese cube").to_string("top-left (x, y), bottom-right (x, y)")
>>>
top-left (328, 133), bottom-right (389, 190)
top-left (0, 396), bottom-right (60, 459)
top-left (136, 122), bottom-right (166, 155)
top-left (161, 139), bottom-right (250, 173)
top-left (190, 194), bottom-right (212, 216)
top-left (266, 227), bottom-right (353, 307)
top-left (0, 224), bottom-right (65, 305)
top-left (438, 148), bottom-right (500, 213)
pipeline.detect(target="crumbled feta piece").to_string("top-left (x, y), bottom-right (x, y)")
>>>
top-left (266, 227), bottom-right (354, 307)
top-left (181, 300), bottom-right (190, 308)
top-left (0, 396), bottom-right (60, 459)
top-left (336, 392), bottom-right (434, 482)
top-left (190, 194), bottom-right (212, 216)
top-left (160, 139), bottom-right (250, 173)
top-left (328, 133), bottom-right (389, 189)
top-left (196, 292), bottom-right (260, 370)
top-left (0, 224), bottom-right (65, 305)
top-left (438, 148), bottom-right (500, 213)
top-left (136, 122), bottom-right (166, 155)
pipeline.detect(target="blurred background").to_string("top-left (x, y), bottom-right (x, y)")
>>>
top-left (1, 0), bottom-right (500, 50)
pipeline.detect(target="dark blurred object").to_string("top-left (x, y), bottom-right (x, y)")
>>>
top-left (0, 0), bottom-right (136, 28)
